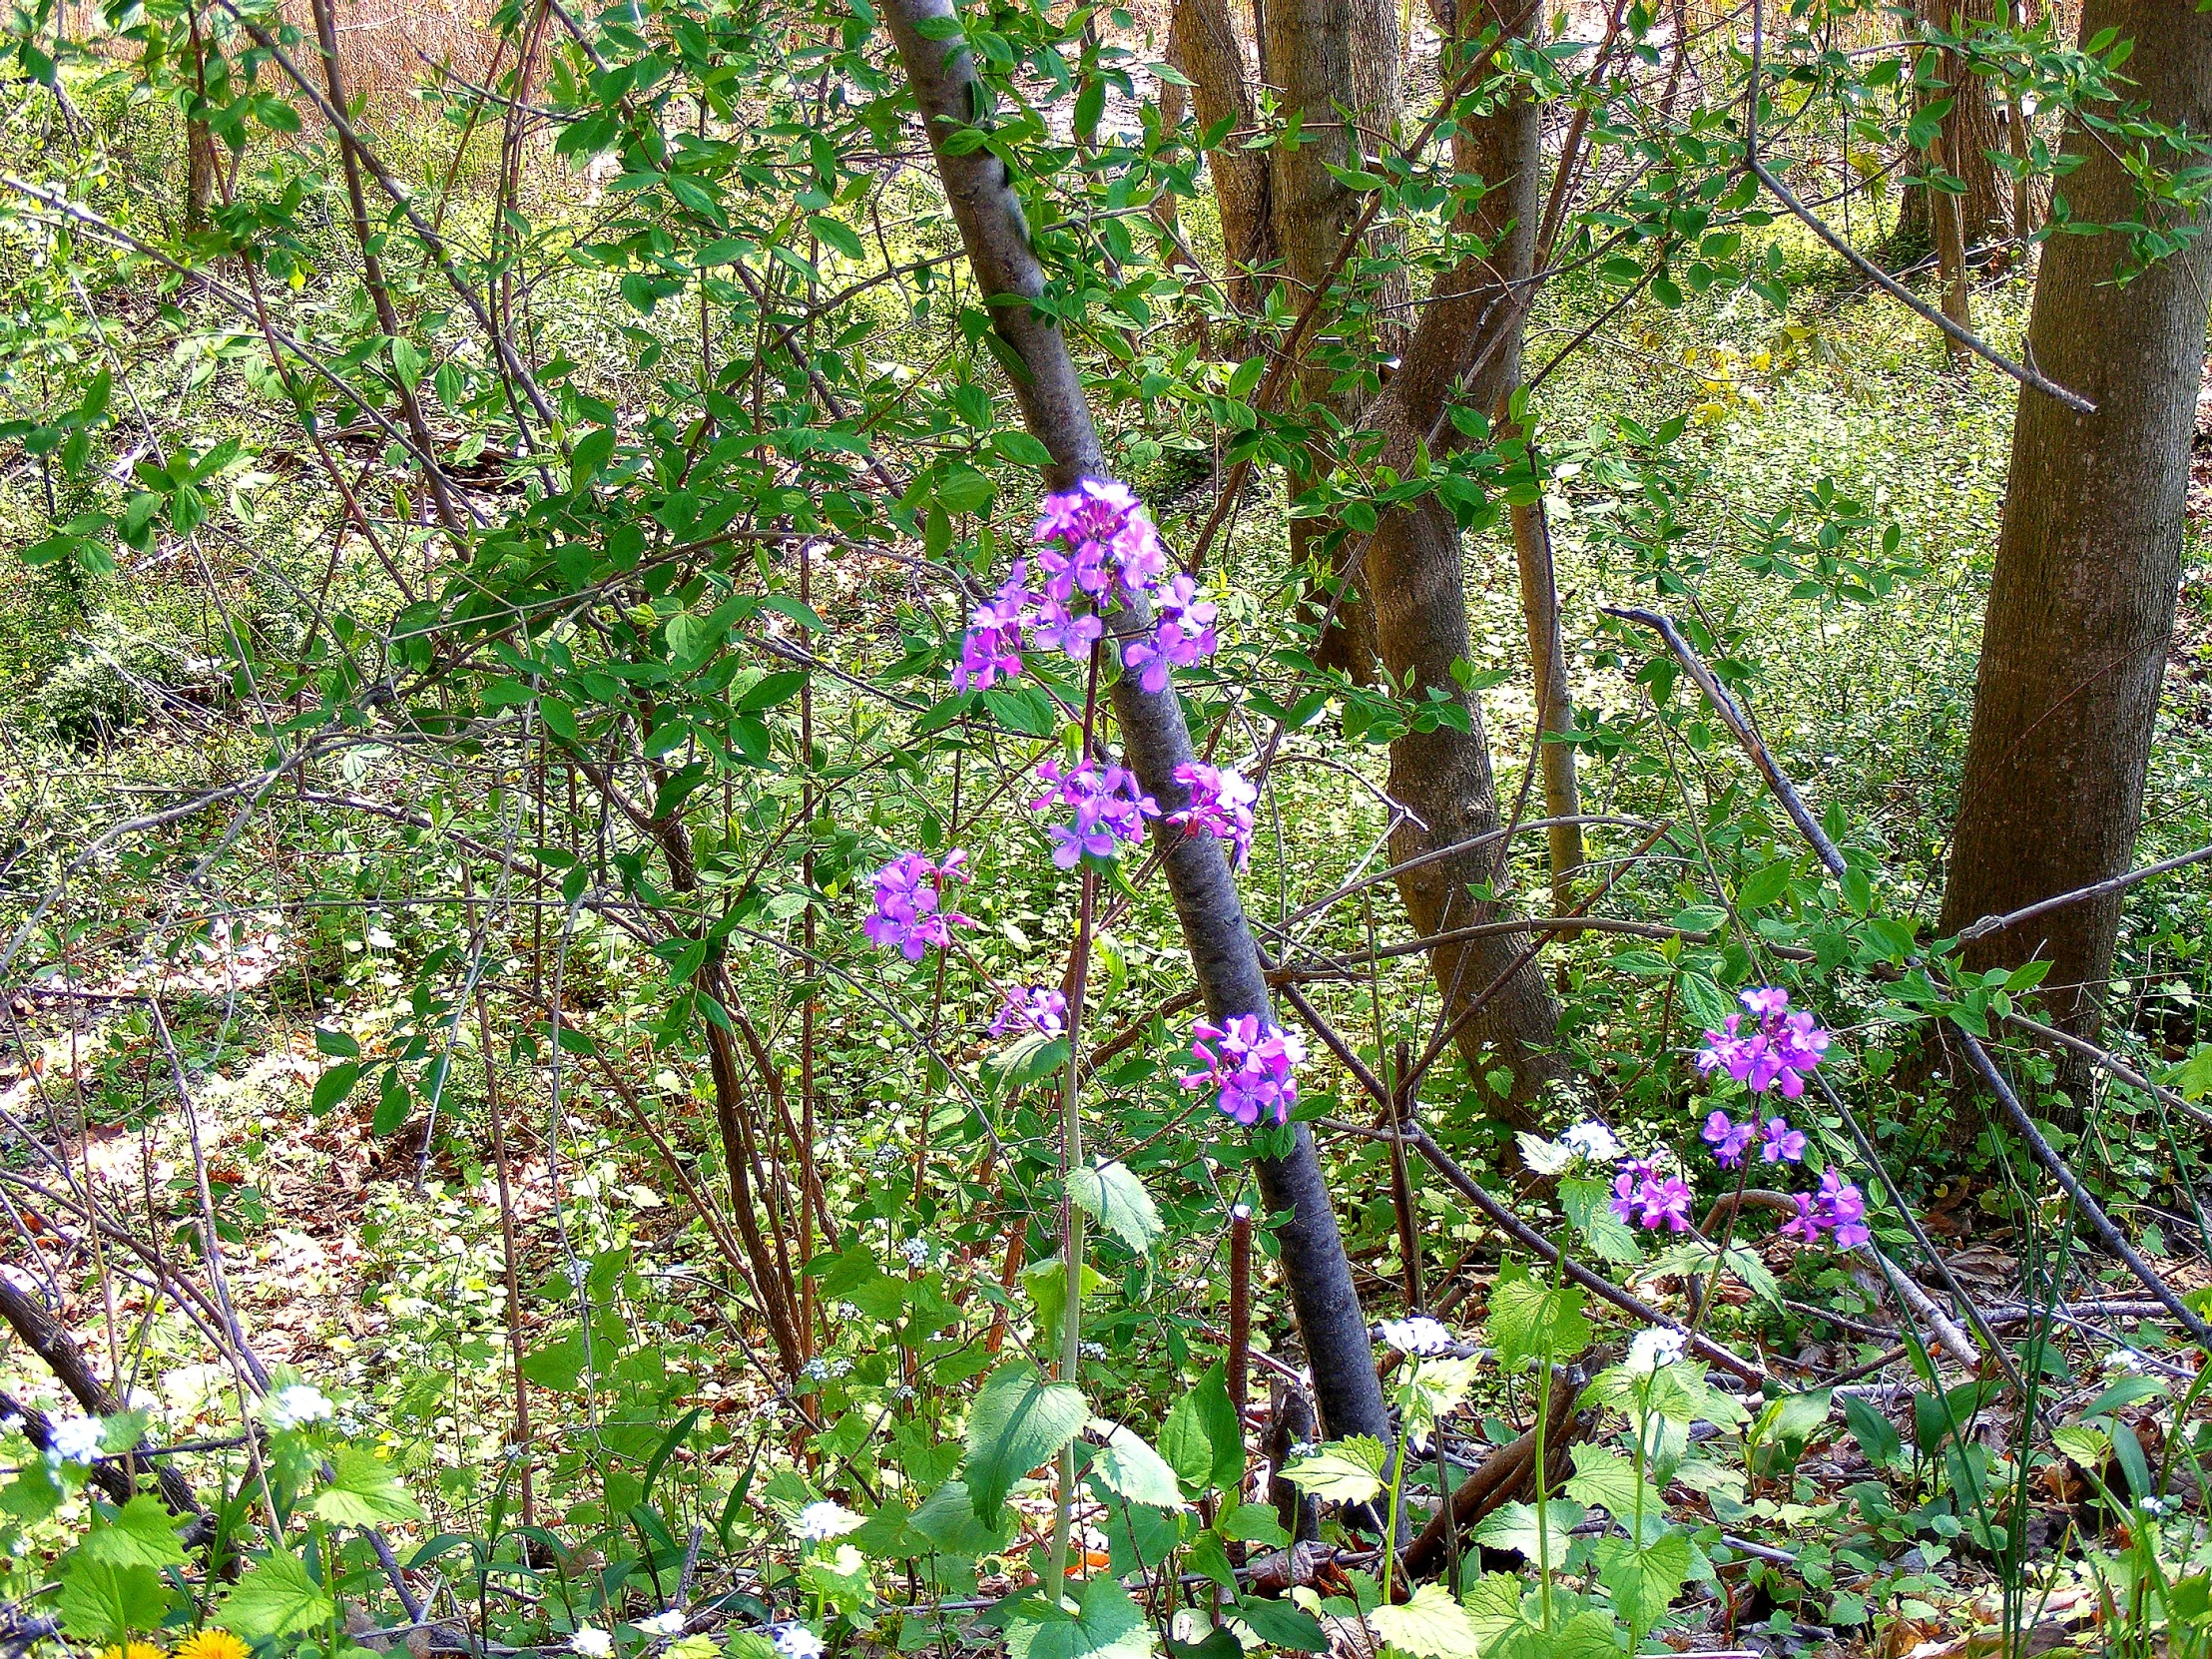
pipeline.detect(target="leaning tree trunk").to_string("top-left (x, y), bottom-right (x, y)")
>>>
top-left (1363, 14), bottom-right (1565, 1117)
top-left (879, 0), bottom-right (1390, 1453)
top-left (1512, 493), bottom-right (1584, 893)
top-left (1936, 0), bottom-right (2212, 1080)
top-left (1268, 0), bottom-right (1399, 685)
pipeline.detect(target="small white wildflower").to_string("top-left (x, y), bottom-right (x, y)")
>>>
top-left (1080, 1342), bottom-right (1105, 1361)
top-left (802, 1357), bottom-right (830, 1382)
top-left (770, 1626), bottom-right (824, 1659)
top-left (2140, 1494), bottom-right (2174, 1518)
top-left (1562, 1121), bottom-right (1623, 1163)
top-left (0, 1412), bottom-right (22, 1436)
top-left (267, 1383), bottom-right (336, 1430)
top-left (633, 1611), bottom-right (686, 1638)
top-left (572, 1629), bottom-right (615, 1658)
top-left (44, 1414), bottom-right (103, 1466)
top-left (793, 1500), bottom-right (863, 1542)
top-left (898, 1238), bottom-right (931, 1267)
top-left (2103, 1348), bottom-right (2149, 1376)
top-left (888, 1383), bottom-right (915, 1400)
top-left (1379, 1316), bottom-right (1455, 1357)
top-left (1625, 1329), bottom-right (1687, 1376)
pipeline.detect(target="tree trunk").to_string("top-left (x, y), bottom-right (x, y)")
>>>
top-left (1911, 0), bottom-right (2010, 254)
top-left (185, 118), bottom-right (215, 232)
top-left (1511, 494), bottom-right (1584, 893)
top-left (880, 0), bottom-right (1390, 1452)
top-left (1268, 0), bottom-right (1399, 685)
top-left (1166, 0), bottom-right (1278, 314)
top-left (1363, 19), bottom-right (1565, 1117)
top-left (1936, 0), bottom-right (2212, 1080)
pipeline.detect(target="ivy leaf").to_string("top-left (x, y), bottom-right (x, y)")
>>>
top-left (76, 1494), bottom-right (187, 1568)
top-left (1067, 1160), bottom-right (1164, 1254)
top-left (1368, 1582), bottom-right (1480, 1659)
top-left (963, 1362), bottom-right (1087, 1525)
top-left (218, 1548), bottom-right (335, 1639)
top-left (313, 1446), bottom-right (424, 1526)
top-left (1158, 1363), bottom-right (1244, 1498)
top-left (1086, 1419), bottom-right (1186, 1510)
top-left (55, 1556), bottom-right (169, 1645)
top-left (1279, 1435), bottom-right (1386, 1505)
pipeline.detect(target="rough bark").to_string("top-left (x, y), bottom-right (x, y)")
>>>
top-left (1511, 494), bottom-right (1584, 892)
top-left (1268, 0), bottom-right (1400, 684)
top-left (880, 0), bottom-right (1389, 1450)
top-left (1905, 0), bottom-right (2010, 254)
top-left (1363, 19), bottom-right (1565, 1115)
top-left (1166, 0), bottom-right (1278, 314)
top-left (1936, 0), bottom-right (2212, 1077)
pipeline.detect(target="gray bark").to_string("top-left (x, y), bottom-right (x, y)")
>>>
top-left (1936, 0), bottom-right (2212, 1080)
top-left (880, 0), bottom-right (1388, 1449)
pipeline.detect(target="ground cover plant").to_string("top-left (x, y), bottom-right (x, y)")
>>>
top-left (0, 1), bottom-right (2210, 1657)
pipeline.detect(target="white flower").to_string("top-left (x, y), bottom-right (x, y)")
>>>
top-left (633, 1611), bottom-right (686, 1638)
top-left (1625, 1329), bottom-right (1687, 1376)
top-left (1562, 1121), bottom-right (1623, 1163)
top-left (898, 1238), bottom-right (931, 1267)
top-left (793, 1500), bottom-right (863, 1542)
top-left (2103, 1348), bottom-right (2149, 1375)
top-left (572, 1630), bottom-right (615, 1658)
top-left (2140, 1494), bottom-right (2174, 1518)
top-left (1379, 1316), bottom-right (1455, 1357)
top-left (267, 1383), bottom-right (336, 1430)
top-left (45, 1414), bottom-right (103, 1465)
top-left (771, 1625), bottom-right (824, 1659)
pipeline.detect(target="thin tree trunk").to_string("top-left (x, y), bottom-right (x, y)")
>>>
top-left (1936, 0), bottom-right (2212, 1094)
top-left (1928, 118), bottom-right (1974, 362)
top-left (1910, 0), bottom-right (2009, 254)
top-left (1166, 0), bottom-right (1278, 315)
top-left (1511, 493), bottom-right (1584, 893)
top-left (1269, 0), bottom-right (1398, 684)
top-left (879, 0), bottom-right (1389, 1451)
top-left (1363, 15), bottom-right (1565, 1117)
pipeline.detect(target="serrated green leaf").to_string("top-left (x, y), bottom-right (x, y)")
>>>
top-left (76, 1495), bottom-right (187, 1568)
top-left (1467, 1497), bottom-right (1582, 1560)
top-left (1087, 1419), bottom-right (1185, 1510)
top-left (1562, 1443), bottom-right (1662, 1524)
top-left (1368, 1582), bottom-right (1479, 1659)
top-left (1280, 1435), bottom-right (1386, 1504)
top-left (1067, 1160), bottom-right (1164, 1253)
top-left (1486, 1265), bottom-right (1590, 1365)
top-left (1231, 1594), bottom-right (1329, 1653)
top-left (313, 1445), bottom-right (423, 1525)
top-left (56, 1555), bottom-right (168, 1644)
top-left (963, 1362), bottom-right (1088, 1524)
top-left (218, 1548), bottom-right (334, 1640)
top-left (1005, 1576), bottom-right (1158, 1659)
top-left (1596, 1529), bottom-right (1691, 1633)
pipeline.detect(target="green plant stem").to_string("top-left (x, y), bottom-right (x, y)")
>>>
top-left (1532, 1253), bottom-right (1564, 1631)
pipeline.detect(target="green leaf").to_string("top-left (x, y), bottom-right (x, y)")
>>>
top-left (1368, 1582), bottom-right (1480, 1659)
top-left (76, 1495), bottom-right (187, 1568)
top-left (2167, 1043), bottom-right (2212, 1101)
top-left (1560, 1177), bottom-right (1641, 1264)
top-left (309, 1063), bottom-right (360, 1114)
top-left (991, 429), bottom-right (1054, 467)
top-left (1220, 1502), bottom-right (1288, 1545)
top-left (807, 215), bottom-right (866, 260)
top-left (56, 1556), bottom-right (169, 1644)
top-left (1486, 1264), bottom-right (1590, 1366)
top-left (1231, 1595), bottom-right (1329, 1653)
top-left (1067, 1160), bottom-right (1164, 1254)
top-left (1087, 1420), bottom-right (1186, 1510)
top-left (1467, 1498), bottom-right (1583, 1561)
top-left (1842, 1394), bottom-right (1903, 1469)
top-left (1280, 1435), bottom-right (1386, 1505)
top-left (909, 1479), bottom-right (1012, 1557)
top-left (218, 1548), bottom-right (335, 1640)
top-left (313, 1446), bottom-right (423, 1525)
top-left (1159, 1362), bottom-right (1244, 1497)
top-left (1735, 858), bottom-right (1793, 910)
top-left (1595, 1530), bottom-right (1691, 1633)
top-left (962, 1362), bottom-right (1088, 1524)
top-left (1005, 1576), bottom-right (1158, 1659)
top-left (1562, 1443), bottom-right (1662, 1524)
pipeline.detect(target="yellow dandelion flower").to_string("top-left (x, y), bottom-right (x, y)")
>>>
top-left (175, 1632), bottom-right (251, 1659)
top-left (96, 1642), bottom-right (166, 1659)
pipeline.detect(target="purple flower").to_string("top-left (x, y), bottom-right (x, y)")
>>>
top-left (1779, 1169), bottom-right (1870, 1250)
top-left (1123, 574), bottom-right (1219, 693)
top-left (1609, 1158), bottom-right (1694, 1232)
top-left (1697, 987), bottom-right (1831, 1097)
top-left (1026, 594), bottom-right (1104, 661)
top-left (861, 850), bottom-right (974, 961)
top-left (953, 566), bottom-right (1040, 691)
top-left (1181, 1015), bottom-right (1305, 1127)
top-left (1029, 758), bottom-right (1159, 869)
top-left (1760, 1116), bottom-right (1808, 1164)
top-left (989, 985), bottom-right (1067, 1039)
top-left (1702, 1109), bottom-right (1758, 1168)
top-left (1033, 478), bottom-right (1166, 604)
top-left (1168, 761), bottom-right (1258, 869)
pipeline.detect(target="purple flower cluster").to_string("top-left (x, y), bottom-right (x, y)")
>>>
top-left (1696, 986), bottom-right (1830, 1098)
top-left (1780, 1169), bottom-right (1870, 1249)
top-left (1701, 1110), bottom-right (1808, 1169)
top-left (1122, 574), bottom-right (1219, 693)
top-left (1029, 758), bottom-right (1158, 868)
top-left (1181, 1015), bottom-right (1305, 1127)
top-left (1168, 762), bottom-right (1258, 869)
top-left (1610, 1158), bottom-right (1694, 1232)
top-left (951, 478), bottom-right (1218, 697)
top-left (989, 984), bottom-right (1068, 1039)
top-left (862, 850), bottom-right (974, 962)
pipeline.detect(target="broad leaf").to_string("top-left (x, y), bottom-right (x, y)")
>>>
top-left (56, 1556), bottom-right (168, 1644)
top-left (1368, 1582), bottom-right (1480, 1659)
top-left (1562, 1443), bottom-right (1663, 1525)
top-left (1486, 1265), bottom-right (1590, 1366)
top-left (1004, 1575), bottom-right (1159, 1659)
top-left (1159, 1363), bottom-right (1244, 1497)
top-left (219, 1548), bottom-right (335, 1639)
top-left (1468, 1498), bottom-right (1583, 1561)
top-left (76, 1494), bottom-right (187, 1568)
top-left (1067, 1161), bottom-right (1164, 1253)
top-left (1231, 1594), bottom-right (1329, 1653)
top-left (963, 1362), bottom-right (1087, 1524)
top-left (1596, 1530), bottom-right (1692, 1633)
top-left (313, 1445), bottom-right (424, 1525)
top-left (1279, 1435), bottom-right (1386, 1505)
top-left (1087, 1420), bottom-right (1186, 1510)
